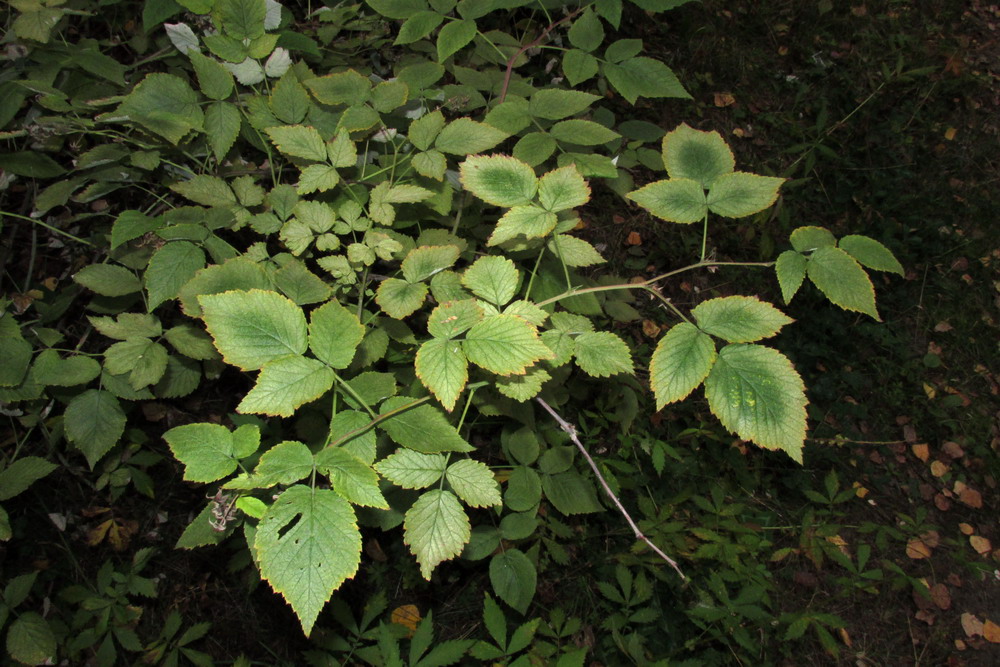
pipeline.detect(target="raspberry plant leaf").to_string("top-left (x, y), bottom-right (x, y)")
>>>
top-left (489, 206), bottom-right (559, 246)
top-left (704, 344), bottom-right (807, 463)
top-left (445, 459), bottom-right (501, 508)
top-left (573, 332), bottom-right (634, 377)
top-left (547, 235), bottom-right (606, 267)
top-left (463, 315), bottom-right (554, 376)
top-left (404, 489), bottom-right (471, 579)
top-left (237, 355), bottom-right (335, 417)
top-left (706, 172), bottom-right (785, 219)
top-left (375, 449), bottom-right (448, 490)
top-left (255, 485), bottom-right (362, 636)
top-left (401, 245), bottom-right (462, 283)
top-left (416, 338), bottom-right (469, 411)
top-left (375, 279), bottom-right (429, 319)
top-left (650, 322), bottom-right (717, 409)
top-left (315, 447), bottom-right (389, 509)
top-left (462, 256), bottom-right (519, 306)
top-left (427, 299), bottom-right (484, 339)
top-left (806, 246), bottom-right (880, 320)
top-left (308, 300), bottom-right (365, 369)
top-left (200, 289), bottom-right (308, 370)
top-left (775, 250), bottom-right (808, 304)
top-left (537, 165), bottom-right (591, 212)
top-left (459, 155), bottom-right (538, 207)
top-left (489, 548), bottom-right (536, 614)
top-left (164, 422), bottom-right (248, 483)
top-left (661, 123), bottom-right (735, 187)
top-left (265, 125), bottom-right (329, 162)
top-left (496, 367), bottom-right (552, 401)
top-left (434, 118), bottom-right (509, 155)
top-left (529, 89), bottom-right (601, 121)
top-left (146, 241), bottom-right (207, 311)
top-left (73, 264), bottom-right (142, 297)
top-left (692, 296), bottom-right (794, 343)
top-left (250, 440), bottom-right (315, 487)
top-left (378, 397), bottom-right (474, 453)
top-left (838, 235), bottom-right (904, 275)
top-left (64, 390), bottom-right (126, 468)
top-left (625, 178), bottom-right (707, 223)
top-left (790, 225), bottom-right (837, 252)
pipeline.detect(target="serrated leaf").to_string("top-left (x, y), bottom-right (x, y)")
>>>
top-left (297, 164), bottom-right (340, 194)
top-left (5, 613), bottom-right (55, 666)
top-left (649, 322), bottom-right (716, 408)
top-left (488, 206), bottom-right (558, 246)
top-left (416, 338), bottom-right (469, 411)
top-left (537, 165), bottom-right (590, 212)
top-left (90, 314), bottom-right (163, 345)
top-left (692, 295), bottom-right (793, 343)
top-left (255, 485), bottom-right (361, 636)
top-left (567, 8), bottom-right (604, 52)
top-left (266, 125), bottom-right (329, 162)
top-left (238, 355), bottom-right (335, 417)
top-left (547, 235), bottom-right (605, 267)
top-left (116, 73), bottom-right (203, 144)
top-left (464, 315), bottom-right (553, 375)
top-left (626, 178), bottom-right (707, 223)
top-left (661, 123), bottom-right (735, 186)
top-left (163, 422), bottom-right (244, 482)
top-left (104, 338), bottom-right (169, 389)
top-left (603, 57), bottom-right (690, 104)
top-left (562, 49), bottom-right (599, 86)
top-left (276, 257), bottom-right (332, 304)
top-left (65, 390), bottom-right (125, 468)
top-left (790, 225), bottom-right (837, 252)
top-left (408, 109), bottom-right (446, 151)
top-left (378, 396), bottom-right (474, 453)
top-left (330, 410), bottom-right (377, 464)
top-left (838, 235), bottom-right (904, 275)
top-left (401, 245), bottom-right (462, 283)
top-left (200, 289), bottom-right (308, 370)
top-left (217, 0), bottom-right (267, 40)
top-left (707, 172), bottom-right (784, 218)
top-left (395, 10), bottom-right (444, 45)
top-left (205, 100), bottom-right (241, 161)
top-left (437, 18), bottom-right (477, 61)
top-left (459, 155), bottom-right (538, 207)
top-left (806, 246), bottom-right (879, 320)
top-left (529, 89), bottom-right (600, 121)
top-left (326, 129), bottom-right (357, 167)
top-left (375, 449), bottom-right (447, 489)
top-left (462, 256), bottom-right (519, 305)
top-left (146, 241), bottom-right (207, 310)
top-left (110, 210), bottom-right (162, 250)
top-left (427, 299), bottom-right (483, 339)
top-left (316, 447), bottom-right (388, 508)
top-left (573, 331), bottom-right (633, 377)
top-left (550, 119), bottom-right (619, 146)
top-left (435, 118), bottom-right (509, 155)
top-left (179, 257), bottom-right (271, 317)
top-left (503, 300), bottom-right (548, 326)
top-left (542, 471), bottom-right (602, 515)
top-left (170, 174), bottom-right (237, 207)
top-left (0, 457), bottom-right (58, 502)
top-left (74, 264), bottom-right (142, 297)
top-left (404, 489), bottom-right (470, 579)
top-left (496, 367), bottom-right (551, 401)
top-left (446, 458), bottom-right (501, 507)
top-left (188, 50), bottom-right (235, 100)
top-left (704, 344), bottom-right (807, 462)
top-left (309, 300), bottom-right (364, 369)
top-left (253, 440), bottom-right (315, 486)
top-left (305, 69), bottom-right (371, 106)
top-left (775, 250), bottom-right (807, 304)
top-left (490, 549), bottom-right (536, 614)
top-left (513, 132), bottom-right (557, 167)
top-left (270, 71), bottom-right (311, 124)
top-left (375, 278), bottom-right (429, 319)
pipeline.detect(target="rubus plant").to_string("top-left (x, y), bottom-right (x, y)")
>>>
top-left (0, 0), bottom-right (904, 643)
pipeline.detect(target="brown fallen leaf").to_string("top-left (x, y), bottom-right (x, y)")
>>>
top-left (625, 231), bottom-right (642, 246)
top-left (958, 523), bottom-right (974, 535)
top-left (930, 583), bottom-right (951, 610)
top-left (838, 627), bottom-right (852, 647)
top-left (906, 538), bottom-right (932, 559)
top-left (903, 424), bottom-right (918, 443)
top-left (920, 530), bottom-right (940, 548)
top-left (984, 619), bottom-right (1000, 643)
top-left (930, 460), bottom-right (949, 477)
top-left (942, 441), bottom-right (965, 458)
top-left (391, 604), bottom-right (421, 636)
top-left (962, 612), bottom-right (984, 637)
top-left (933, 493), bottom-right (951, 511)
top-left (713, 92), bottom-right (735, 107)
top-left (915, 609), bottom-right (936, 625)
top-left (934, 321), bottom-right (954, 332)
top-left (958, 487), bottom-right (982, 508)
top-left (969, 535), bottom-right (991, 555)
top-left (912, 443), bottom-right (930, 462)
top-left (642, 319), bottom-right (660, 338)
top-left (954, 638), bottom-right (967, 650)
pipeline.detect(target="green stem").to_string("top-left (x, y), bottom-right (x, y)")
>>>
top-left (331, 371), bottom-right (377, 419)
top-left (524, 243), bottom-right (547, 301)
top-left (0, 211), bottom-right (93, 247)
top-left (699, 212), bottom-right (709, 263)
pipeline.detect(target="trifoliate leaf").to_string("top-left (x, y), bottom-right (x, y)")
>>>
top-left (375, 449), bottom-right (447, 489)
top-left (661, 123), bottom-right (734, 186)
top-left (707, 172), bottom-right (784, 218)
top-left (806, 246), bottom-right (879, 320)
top-left (238, 354), bottom-right (335, 417)
top-left (838, 235), bottom-right (904, 275)
top-left (488, 206), bottom-right (558, 246)
top-left (775, 250), bottom-right (807, 304)
top-left (573, 331), bottom-right (633, 377)
top-left (462, 256), bottom-right (519, 306)
top-left (692, 295), bottom-right (793, 343)
top-left (378, 396), bottom-right (474, 453)
top-left (459, 155), bottom-right (538, 207)
top-left (446, 459), bottom-right (501, 507)
top-left (104, 338), bottom-right (169, 389)
top-left (200, 289), bottom-right (308, 370)
top-left (626, 178), bottom-right (707, 223)
top-left (404, 489), bottom-right (470, 579)
top-left (315, 447), bottom-right (388, 508)
top-left (416, 338), bottom-right (469, 411)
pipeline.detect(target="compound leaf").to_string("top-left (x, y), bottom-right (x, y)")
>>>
top-left (661, 123), bottom-right (734, 186)
top-left (445, 458), bottom-right (501, 508)
top-left (806, 246), bottom-right (879, 320)
top-left (164, 422), bottom-right (243, 482)
top-left (464, 315), bottom-right (553, 376)
top-left (692, 295), bottom-right (793, 343)
top-left (838, 235), bottom-right (904, 275)
top-left (309, 300), bottom-right (364, 369)
top-left (200, 289), bottom-right (308, 370)
top-left (378, 396), bottom-right (474, 453)
top-left (238, 355), bottom-right (335, 417)
top-left (459, 155), bottom-right (538, 207)
top-left (65, 390), bottom-right (125, 468)
top-left (375, 449), bottom-right (447, 489)
top-left (626, 178), bottom-right (706, 223)
top-left (416, 338), bottom-right (469, 411)
top-left (649, 322), bottom-right (716, 409)
top-left (707, 172), bottom-right (784, 218)
top-left (404, 489), bottom-right (470, 579)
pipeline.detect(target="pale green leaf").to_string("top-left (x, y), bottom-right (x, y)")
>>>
top-left (269, 71), bottom-right (311, 124)
top-left (164, 422), bottom-right (243, 482)
top-left (775, 250), bottom-right (807, 304)
top-left (547, 235), bottom-right (605, 267)
top-left (459, 155), bottom-right (538, 207)
top-left (435, 118), bottom-right (509, 155)
top-left (603, 57), bottom-right (690, 104)
top-left (838, 235), bottom-right (904, 275)
top-left (661, 123), bottom-right (735, 187)
top-left (305, 69), bottom-right (372, 106)
top-left (550, 119), bottom-right (619, 146)
top-left (375, 278), bottom-right (429, 319)
top-left (409, 110), bottom-right (446, 151)
top-left (170, 175), bottom-right (237, 207)
top-left (116, 73), bottom-right (204, 144)
top-left (488, 206), bottom-right (558, 246)
top-left (496, 367), bottom-right (551, 401)
top-left (573, 331), bottom-right (633, 377)
top-left (790, 225), bottom-right (837, 252)
top-left (503, 300), bottom-right (548, 326)
top-left (537, 165), bottom-right (590, 212)
top-left (704, 343), bottom-right (807, 463)
top-left (326, 129), bottom-right (358, 167)
top-left (238, 355), bottom-right (335, 417)
top-left (707, 171), bottom-right (785, 218)
top-left (807, 246), bottom-right (879, 320)
top-left (253, 440), bottom-right (315, 486)
top-left (427, 299), bottom-right (484, 339)
top-left (146, 241), bottom-right (206, 310)
top-left (309, 300), bottom-right (364, 369)
top-left (178, 257), bottom-right (270, 317)
top-left (430, 270), bottom-right (471, 303)
top-left (401, 245), bottom-right (462, 283)
top-left (274, 260), bottom-right (332, 305)
top-left (416, 338), bottom-right (469, 411)
top-left (626, 178), bottom-right (706, 223)
top-left (199, 289), bottom-right (308, 371)
top-left (529, 89), bottom-right (600, 121)
top-left (372, 80), bottom-right (409, 112)
top-left (692, 295), bottom-right (793, 343)
top-left (65, 390), bottom-right (125, 468)
top-left (73, 264), bottom-right (142, 297)
top-left (375, 449), bottom-right (447, 489)
top-left (316, 447), bottom-right (388, 508)
top-left (404, 489), bottom-right (470, 579)
top-left (413, 150), bottom-right (448, 180)
top-left (462, 256), bottom-right (519, 306)
top-left (255, 485), bottom-right (361, 636)
top-left (104, 338), bottom-right (169, 389)
top-left (330, 410), bottom-right (377, 464)
top-left (484, 99), bottom-right (532, 134)
top-left (649, 322), bottom-right (715, 409)
top-left (562, 49), bottom-right (598, 86)
top-left (463, 314), bottom-right (553, 375)
top-left (216, 0), bottom-right (267, 40)
top-left (446, 458), bottom-right (500, 507)
top-left (378, 396), bottom-right (474, 453)
top-left (266, 125), bottom-right (329, 162)
top-left (437, 18), bottom-right (477, 62)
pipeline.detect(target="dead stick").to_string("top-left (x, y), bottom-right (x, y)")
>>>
top-left (535, 398), bottom-right (687, 581)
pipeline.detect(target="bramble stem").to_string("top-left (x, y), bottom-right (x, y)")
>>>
top-left (535, 398), bottom-right (687, 581)
top-left (498, 8), bottom-right (585, 103)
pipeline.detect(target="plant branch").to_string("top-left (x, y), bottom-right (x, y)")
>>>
top-left (498, 7), bottom-right (585, 103)
top-left (535, 398), bottom-right (687, 581)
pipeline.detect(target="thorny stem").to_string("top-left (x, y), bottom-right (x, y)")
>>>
top-left (498, 7), bottom-right (585, 103)
top-left (535, 398), bottom-right (687, 581)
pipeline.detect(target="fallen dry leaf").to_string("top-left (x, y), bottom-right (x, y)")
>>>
top-left (954, 638), bottom-right (967, 650)
top-left (713, 92), bottom-right (735, 107)
top-left (930, 583), bottom-right (951, 610)
top-left (959, 523), bottom-right (975, 535)
top-left (970, 535), bottom-right (991, 555)
top-left (958, 487), bottom-right (982, 508)
top-left (625, 231), bottom-right (642, 246)
top-left (944, 127), bottom-right (958, 140)
top-left (930, 460), bottom-right (949, 477)
top-left (915, 609), bottom-right (936, 625)
top-left (391, 604), bottom-right (421, 635)
top-left (912, 443), bottom-right (930, 462)
top-left (942, 441), bottom-right (965, 458)
top-left (962, 612), bottom-right (984, 637)
top-left (921, 530), bottom-right (941, 548)
top-left (934, 493), bottom-right (951, 511)
top-left (934, 321), bottom-right (954, 332)
top-left (906, 538), bottom-right (932, 559)
top-left (903, 424), bottom-right (918, 443)
top-left (984, 619), bottom-right (1000, 643)
top-left (838, 627), bottom-right (852, 647)
top-left (642, 320), bottom-right (660, 337)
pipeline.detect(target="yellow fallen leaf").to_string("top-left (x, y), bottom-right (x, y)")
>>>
top-left (391, 604), bottom-right (421, 635)
top-left (906, 538), bottom-right (932, 559)
top-left (984, 619), bottom-right (1000, 643)
top-left (930, 460), bottom-right (949, 477)
top-left (838, 627), bottom-right (852, 647)
top-left (911, 443), bottom-right (929, 461)
top-left (970, 535), bottom-right (991, 555)
top-left (923, 382), bottom-right (936, 399)
top-left (958, 523), bottom-right (974, 535)
top-left (944, 127), bottom-right (957, 140)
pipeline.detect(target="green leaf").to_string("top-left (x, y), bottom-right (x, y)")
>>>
top-left (146, 241), bottom-right (207, 310)
top-left (496, 367), bottom-right (551, 401)
top-left (550, 119), bottom-right (620, 146)
top-left (542, 471), bottom-right (602, 515)
top-left (775, 250), bottom-right (807, 304)
top-left (0, 457), bottom-right (58, 502)
top-left (255, 485), bottom-right (361, 636)
top-left (603, 57), bottom-right (690, 104)
top-left (366, 0), bottom-right (428, 19)
top-left (547, 235), bottom-right (605, 267)
top-left (484, 99), bottom-right (532, 134)
top-left (316, 447), bottom-right (388, 508)
top-left (171, 175), bottom-right (237, 208)
top-left (573, 331), bottom-right (633, 377)
top-left (462, 256), bottom-right (519, 306)
top-left (252, 440), bottom-right (315, 487)
top-left (704, 344), bottom-right (807, 463)
top-left (692, 295), bottom-right (793, 343)
top-left (65, 390), bottom-right (125, 468)
top-left (537, 166), bottom-right (590, 212)
top-left (375, 279), bottom-right (429, 319)
top-left (216, 0), bottom-right (267, 39)
top-left (416, 338), bottom-right (469, 411)
top-left (375, 449), bottom-right (447, 489)
top-left (104, 338), bottom-right (169, 389)
top-left (404, 489), bottom-right (470, 579)
top-left (562, 49), bottom-right (599, 86)
top-left (707, 172), bottom-right (785, 218)
top-left (807, 246), bottom-right (879, 319)
top-left (604, 37), bottom-right (641, 62)
top-left (200, 289), bottom-right (307, 370)
top-left (270, 71), bottom-right (311, 124)
top-left (838, 235), bottom-right (904, 275)
top-left (154, 355), bottom-right (201, 398)
top-left (164, 422), bottom-right (247, 482)
top-left (661, 123), bottom-right (735, 187)
top-left (116, 73), bottom-right (204, 144)
top-left (273, 260), bottom-right (332, 305)
top-left (459, 155), bottom-right (538, 207)
top-left (650, 322), bottom-right (715, 409)
top-left (489, 206), bottom-right (558, 246)
top-left (5, 612), bottom-right (55, 666)
top-left (567, 9), bottom-right (604, 52)
top-left (790, 226), bottom-right (837, 252)
top-left (326, 129), bottom-right (357, 167)
top-left (330, 410), bottom-right (377, 464)
top-left (464, 315), bottom-right (552, 375)
top-left (0, 151), bottom-right (64, 178)
top-left (0, 329), bottom-right (31, 388)
top-left (188, 50), bottom-right (235, 100)
top-left (110, 210), bottom-right (162, 250)
top-left (378, 396), bottom-right (474, 453)
top-left (401, 245), bottom-right (462, 283)
top-left (371, 80), bottom-right (409, 113)
top-left (369, 181), bottom-right (434, 225)
top-left (437, 18), bottom-right (477, 61)
top-left (12, 8), bottom-right (63, 43)
top-left (529, 89), bottom-right (600, 121)
top-left (205, 100), bottom-right (241, 161)
top-left (91, 313), bottom-right (164, 342)
top-left (408, 110), bottom-right (446, 151)
top-left (435, 118), bottom-right (509, 155)
top-left (73, 264), bottom-right (142, 297)
top-left (305, 69), bottom-right (372, 106)
top-left (266, 125), bottom-right (329, 162)
top-left (179, 257), bottom-right (271, 317)
top-left (490, 549), bottom-right (536, 614)
top-left (309, 300), bottom-right (364, 369)
top-left (513, 133), bottom-right (557, 167)
top-left (626, 178), bottom-right (707, 223)
top-left (427, 299), bottom-right (484, 339)
top-left (412, 150), bottom-right (448, 180)
top-left (395, 11), bottom-right (444, 44)
top-left (446, 459), bottom-right (500, 507)
top-left (239, 355), bottom-right (335, 417)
